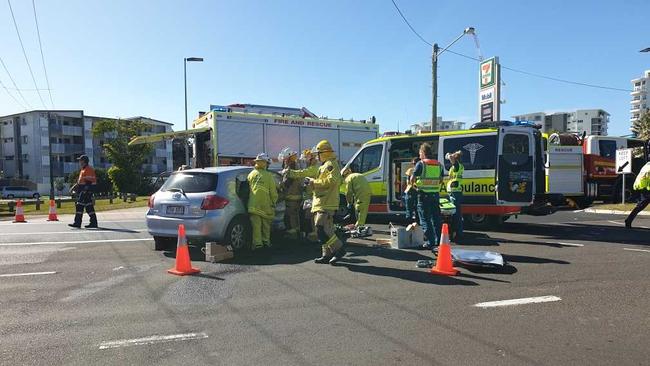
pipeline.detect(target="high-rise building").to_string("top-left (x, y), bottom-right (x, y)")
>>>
top-left (0, 110), bottom-right (173, 193)
top-left (630, 70), bottom-right (649, 129)
top-left (409, 117), bottom-right (466, 133)
top-left (513, 109), bottom-right (609, 135)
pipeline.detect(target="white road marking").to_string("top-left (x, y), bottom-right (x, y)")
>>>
top-left (0, 238), bottom-right (153, 247)
top-left (474, 296), bottom-right (562, 308)
top-left (547, 242), bottom-right (584, 247)
top-left (607, 220), bottom-right (624, 225)
top-left (99, 332), bottom-right (208, 350)
top-left (1, 229), bottom-right (147, 236)
top-left (623, 248), bottom-right (650, 253)
top-left (0, 271), bottom-right (57, 278)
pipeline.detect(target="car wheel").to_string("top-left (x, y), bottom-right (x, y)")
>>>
top-left (6, 194), bottom-right (14, 199)
top-left (464, 214), bottom-right (503, 230)
top-left (152, 236), bottom-right (175, 251)
top-left (226, 216), bottom-right (251, 252)
top-left (33, 193), bottom-right (40, 199)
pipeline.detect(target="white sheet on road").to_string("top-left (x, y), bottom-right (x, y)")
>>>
top-left (451, 248), bottom-right (505, 267)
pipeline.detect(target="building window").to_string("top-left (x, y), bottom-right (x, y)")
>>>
top-left (3, 138), bottom-right (13, 143)
top-left (22, 136), bottom-right (28, 144)
top-left (21, 154), bottom-right (28, 162)
top-left (5, 156), bottom-right (14, 161)
top-left (635, 82), bottom-right (641, 86)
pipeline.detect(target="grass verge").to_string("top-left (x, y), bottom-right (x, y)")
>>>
top-left (0, 196), bottom-right (149, 218)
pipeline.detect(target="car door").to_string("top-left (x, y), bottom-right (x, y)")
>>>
top-left (344, 142), bottom-right (386, 205)
top-left (496, 127), bottom-right (535, 206)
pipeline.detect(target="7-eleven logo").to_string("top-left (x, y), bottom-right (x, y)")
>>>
top-left (481, 62), bottom-right (493, 86)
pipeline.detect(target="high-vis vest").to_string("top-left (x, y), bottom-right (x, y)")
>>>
top-left (633, 162), bottom-right (650, 191)
top-left (447, 162), bottom-right (464, 193)
top-left (416, 159), bottom-right (442, 193)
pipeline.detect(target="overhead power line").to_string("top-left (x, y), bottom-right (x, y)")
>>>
top-left (0, 56), bottom-right (32, 109)
top-left (0, 78), bottom-right (27, 110)
top-left (389, 0), bottom-right (632, 93)
top-left (32, 0), bottom-right (54, 108)
top-left (7, 0), bottom-right (47, 108)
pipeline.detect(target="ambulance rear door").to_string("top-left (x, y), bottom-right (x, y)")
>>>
top-left (496, 127), bottom-right (535, 206)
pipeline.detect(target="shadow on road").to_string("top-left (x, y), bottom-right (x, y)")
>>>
top-left (335, 262), bottom-right (479, 286)
top-left (503, 254), bottom-right (570, 265)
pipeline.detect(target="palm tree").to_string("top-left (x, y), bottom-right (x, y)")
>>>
top-left (631, 111), bottom-right (650, 140)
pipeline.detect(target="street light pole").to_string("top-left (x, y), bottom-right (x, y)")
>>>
top-left (430, 27), bottom-right (476, 132)
top-left (183, 57), bottom-right (203, 167)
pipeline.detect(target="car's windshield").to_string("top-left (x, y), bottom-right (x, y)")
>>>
top-left (161, 172), bottom-right (218, 193)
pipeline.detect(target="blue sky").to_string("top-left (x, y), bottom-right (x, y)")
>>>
top-left (0, 0), bottom-right (648, 136)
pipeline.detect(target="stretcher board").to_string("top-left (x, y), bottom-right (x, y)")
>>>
top-left (450, 248), bottom-right (504, 267)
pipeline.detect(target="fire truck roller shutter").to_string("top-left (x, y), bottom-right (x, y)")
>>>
top-left (266, 125), bottom-right (300, 162)
top-left (217, 121), bottom-right (264, 158)
top-left (340, 129), bottom-right (379, 164)
top-left (301, 127), bottom-right (339, 158)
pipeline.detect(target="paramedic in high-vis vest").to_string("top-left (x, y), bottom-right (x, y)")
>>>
top-left (305, 140), bottom-right (345, 264)
top-left (625, 161), bottom-right (650, 229)
top-left (446, 150), bottom-right (464, 242)
top-left (410, 143), bottom-right (443, 251)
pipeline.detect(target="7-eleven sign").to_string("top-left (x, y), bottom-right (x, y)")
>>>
top-left (480, 58), bottom-right (496, 88)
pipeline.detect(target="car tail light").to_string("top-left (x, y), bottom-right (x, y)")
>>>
top-left (148, 194), bottom-right (155, 208)
top-left (201, 195), bottom-right (229, 210)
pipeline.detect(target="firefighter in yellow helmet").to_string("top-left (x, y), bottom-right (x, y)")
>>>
top-left (305, 140), bottom-right (345, 264)
top-left (341, 167), bottom-right (371, 228)
top-left (278, 148), bottom-right (302, 240)
top-left (287, 148), bottom-right (320, 242)
top-left (247, 153), bottom-right (278, 249)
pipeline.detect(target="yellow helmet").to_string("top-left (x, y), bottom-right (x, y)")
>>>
top-left (313, 140), bottom-right (334, 154)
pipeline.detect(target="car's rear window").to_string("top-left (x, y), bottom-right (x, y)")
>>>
top-left (161, 172), bottom-right (218, 193)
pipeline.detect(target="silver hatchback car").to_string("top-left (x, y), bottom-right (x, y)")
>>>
top-left (146, 166), bottom-right (285, 251)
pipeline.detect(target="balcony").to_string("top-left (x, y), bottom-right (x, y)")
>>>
top-left (631, 106), bottom-right (641, 113)
top-left (62, 125), bottom-right (83, 136)
top-left (51, 143), bottom-right (84, 154)
top-left (631, 87), bottom-right (646, 95)
top-left (631, 98), bottom-right (641, 104)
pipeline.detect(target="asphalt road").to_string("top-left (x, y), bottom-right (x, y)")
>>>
top-left (0, 208), bottom-right (648, 366)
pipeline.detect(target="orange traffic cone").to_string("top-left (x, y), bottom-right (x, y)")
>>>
top-left (13, 200), bottom-right (26, 223)
top-left (430, 223), bottom-right (459, 276)
top-left (167, 224), bottom-right (200, 276)
top-left (47, 199), bottom-right (59, 221)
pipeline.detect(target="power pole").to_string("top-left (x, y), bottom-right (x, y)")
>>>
top-left (431, 43), bottom-right (439, 132)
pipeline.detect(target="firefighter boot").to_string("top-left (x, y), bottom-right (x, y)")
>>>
top-left (329, 247), bottom-right (347, 265)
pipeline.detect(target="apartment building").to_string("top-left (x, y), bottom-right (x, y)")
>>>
top-left (513, 109), bottom-right (609, 135)
top-left (630, 70), bottom-right (649, 128)
top-left (0, 110), bottom-right (173, 193)
top-left (410, 117), bottom-right (466, 133)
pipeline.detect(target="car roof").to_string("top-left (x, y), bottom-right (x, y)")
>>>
top-left (174, 166), bottom-right (252, 174)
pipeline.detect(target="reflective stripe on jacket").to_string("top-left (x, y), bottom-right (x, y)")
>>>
top-left (633, 162), bottom-right (650, 191)
top-left (311, 159), bottom-right (341, 212)
top-left (247, 168), bottom-right (278, 220)
top-left (447, 162), bottom-right (464, 193)
top-left (416, 159), bottom-right (442, 193)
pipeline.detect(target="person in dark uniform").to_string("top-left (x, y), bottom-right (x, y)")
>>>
top-left (69, 155), bottom-right (98, 228)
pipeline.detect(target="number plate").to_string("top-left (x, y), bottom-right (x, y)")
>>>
top-left (166, 205), bottom-right (185, 215)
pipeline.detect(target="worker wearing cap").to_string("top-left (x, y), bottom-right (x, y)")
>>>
top-left (305, 140), bottom-right (345, 264)
top-left (69, 155), bottom-right (98, 228)
top-left (625, 160), bottom-right (650, 229)
top-left (410, 143), bottom-right (443, 250)
top-left (247, 153), bottom-right (278, 249)
top-left (446, 150), bottom-right (464, 242)
top-left (287, 149), bottom-right (320, 242)
top-left (341, 167), bottom-right (371, 228)
top-left (279, 148), bottom-right (302, 240)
